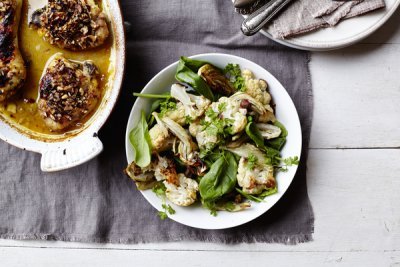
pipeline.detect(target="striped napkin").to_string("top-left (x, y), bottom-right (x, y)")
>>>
top-left (267, 0), bottom-right (386, 39)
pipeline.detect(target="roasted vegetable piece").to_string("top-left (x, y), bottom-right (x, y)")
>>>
top-left (224, 143), bottom-right (268, 163)
top-left (198, 64), bottom-right (236, 96)
top-left (125, 160), bottom-right (155, 183)
top-left (255, 123), bottom-right (282, 139)
top-left (237, 156), bottom-right (276, 195)
top-left (161, 117), bottom-right (199, 166)
top-left (230, 92), bottom-right (276, 123)
top-left (242, 69), bottom-right (271, 106)
top-left (170, 83), bottom-right (211, 121)
top-left (164, 173), bottom-right (199, 206)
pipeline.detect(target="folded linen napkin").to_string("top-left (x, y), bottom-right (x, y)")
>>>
top-left (266, 0), bottom-right (386, 39)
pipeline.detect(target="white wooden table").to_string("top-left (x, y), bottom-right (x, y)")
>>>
top-left (1, 11), bottom-right (400, 267)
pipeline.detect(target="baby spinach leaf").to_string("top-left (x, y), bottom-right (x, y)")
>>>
top-left (129, 111), bottom-right (152, 168)
top-left (180, 57), bottom-right (210, 72)
top-left (175, 57), bottom-right (214, 101)
top-left (199, 152), bottom-right (238, 201)
top-left (258, 187), bottom-right (278, 199)
top-left (267, 121), bottom-right (288, 150)
top-left (236, 188), bottom-right (264, 203)
top-left (245, 121), bottom-right (281, 165)
top-left (245, 121), bottom-right (266, 150)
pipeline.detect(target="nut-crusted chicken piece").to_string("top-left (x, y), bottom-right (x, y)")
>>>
top-left (38, 53), bottom-right (100, 131)
top-left (0, 0), bottom-right (26, 102)
top-left (30, 0), bottom-right (109, 51)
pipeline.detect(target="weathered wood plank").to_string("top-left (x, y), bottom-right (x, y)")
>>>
top-left (310, 43), bottom-right (400, 148)
top-left (1, 247), bottom-right (399, 267)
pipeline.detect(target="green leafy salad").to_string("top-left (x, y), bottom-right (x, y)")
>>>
top-left (125, 57), bottom-right (299, 219)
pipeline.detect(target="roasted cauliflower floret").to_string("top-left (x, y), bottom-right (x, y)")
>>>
top-left (191, 97), bottom-right (247, 152)
top-left (170, 83), bottom-right (211, 121)
top-left (164, 173), bottom-right (198, 206)
top-left (149, 123), bottom-right (170, 152)
top-left (237, 157), bottom-right (276, 195)
top-left (209, 97), bottom-right (247, 134)
top-left (242, 69), bottom-right (271, 106)
top-left (154, 156), bottom-right (178, 184)
top-left (188, 120), bottom-right (218, 152)
top-left (163, 102), bottom-right (186, 125)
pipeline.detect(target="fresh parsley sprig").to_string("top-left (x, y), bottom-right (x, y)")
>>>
top-left (152, 182), bottom-right (176, 220)
top-left (223, 64), bottom-right (246, 92)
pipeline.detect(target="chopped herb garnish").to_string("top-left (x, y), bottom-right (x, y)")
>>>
top-left (223, 63), bottom-right (246, 92)
top-left (247, 154), bottom-right (258, 170)
top-left (159, 99), bottom-right (177, 117)
top-left (152, 182), bottom-right (176, 220)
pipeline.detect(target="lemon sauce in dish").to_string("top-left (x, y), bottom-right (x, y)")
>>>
top-left (0, 0), bottom-right (112, 138)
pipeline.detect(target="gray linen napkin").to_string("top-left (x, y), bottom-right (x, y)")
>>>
top-left (0, 0), bottom-right (314, 244)
top-left (268, 0), bottom-right (386, 38)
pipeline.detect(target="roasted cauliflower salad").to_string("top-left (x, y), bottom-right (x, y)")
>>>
top-left (125, 57), bottom-right (299, 219)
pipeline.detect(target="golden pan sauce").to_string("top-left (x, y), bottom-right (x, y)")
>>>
top-left (0, 0), bottom-right (112, 136)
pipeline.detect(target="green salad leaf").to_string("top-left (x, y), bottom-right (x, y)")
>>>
top-left (129, 111), bottom-right (152, 168)
top-left (175, 57), bottom-right (214, 101)
top-left (267, 121), bottom-right (288, 150)
top-left (245, 121), bottom-right (266, 150)
top-left (245, 121), bottom-right (282, 165)
top-left (199, 151), bottom-right (238, 201)
top-left (180, 57), bottom-right (210, 71)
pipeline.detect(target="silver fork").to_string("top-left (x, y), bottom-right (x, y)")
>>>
top-left (240, 0), bottom-right (294, 36)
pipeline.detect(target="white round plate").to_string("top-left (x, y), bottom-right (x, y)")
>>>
top-left (239, 0), bottom-right (400, 51)
top-left (125, 53), bottom-right (302, 229)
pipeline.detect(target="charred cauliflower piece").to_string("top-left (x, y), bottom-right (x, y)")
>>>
top-left (38, 53), bottom-right (100, 131)
top-left (30, 0), bottom-right (109, 51)
top-left (164, 173), bottom-right (198, 206)
top-left (125, 155), bottom-right (178, 190)
top-left (162, 102), bottom-right (186, 125)
top-left (170, 83), bottom-right (211, 122)
top-left (211, 97), bottom-right (247, 134)
top-left (237, 156), bottom-right (276, 195)
top-left (0, 0), bottom-right (26, 102)
top-left (154, 156), bottom-right (178, 185)
top-left (242, 69), bottom-right (271, 106)
top-left (191, 96), bottom-right (248, 152)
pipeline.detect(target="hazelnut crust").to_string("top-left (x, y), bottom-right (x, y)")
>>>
top-left (38, 53), bottom-right (100, 131)
top-left (31, 0), bottom-right (109, 51)
top-left (0, 0), bottom-right (26, 102)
